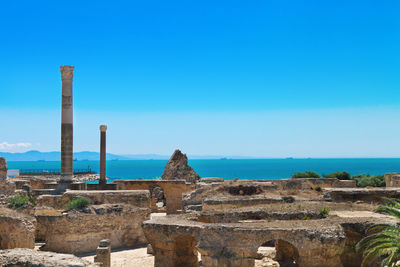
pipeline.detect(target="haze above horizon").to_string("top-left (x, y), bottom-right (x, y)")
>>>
top-left (1, 0), bottom-right (399, 158)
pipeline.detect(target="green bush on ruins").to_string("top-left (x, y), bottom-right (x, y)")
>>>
top-left (66, 196), bottom-right (90, 210)
top-left (323, 171), bottom-right (351, 180)
top-left (352, 174), bottom-right (385, 187)
top-left (7, 195), bottom-right (34, 210)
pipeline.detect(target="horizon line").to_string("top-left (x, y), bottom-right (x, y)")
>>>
top-left (1, 150), bottom-right (400, 160)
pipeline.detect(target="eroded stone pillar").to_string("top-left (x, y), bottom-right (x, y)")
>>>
top-left (94, 239), bottom-right (111, 267)
top-left (60, 65), bottom-right (74, 182)
top-left (99, 125), bottom-right (107, 185)
top-left (0, 157), bottom-right (7, 181)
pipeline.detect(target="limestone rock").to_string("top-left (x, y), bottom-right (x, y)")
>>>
top-left (0, 157), bottom-right (7, 180)
top-left (0, 248), bottom-right (96, 266)
top-left (161, 150), bottom-right (199, 183)
top-left (0, 208), bottom-right (36, 249)
top-left (0, 157), bottom-right (15, 198)
top-left (0, 181), bottom-right (15, 199)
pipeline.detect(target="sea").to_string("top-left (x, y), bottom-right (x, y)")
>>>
top-left (6, 158), bottom-right (400, 182)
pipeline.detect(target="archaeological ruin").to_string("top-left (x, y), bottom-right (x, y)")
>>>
top-left (0, 66), bottom-right (399, 267)
top-left (3, 145), bottom-right (400, 266)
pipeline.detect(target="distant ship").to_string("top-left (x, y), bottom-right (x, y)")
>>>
top-left (37, 160), bottom-right (46, 162)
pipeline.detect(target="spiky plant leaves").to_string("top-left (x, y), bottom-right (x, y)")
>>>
top-left (356, 198), bottom-right (400, 266)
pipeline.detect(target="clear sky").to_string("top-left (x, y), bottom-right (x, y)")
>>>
top-left (0, 0), bottom-right (399, 157)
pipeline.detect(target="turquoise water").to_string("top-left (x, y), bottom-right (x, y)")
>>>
top-left (6, 158), bottom-right (400, 182)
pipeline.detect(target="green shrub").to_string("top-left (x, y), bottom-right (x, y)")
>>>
top-left (292, 171), bottom-right (320, 178)
top-left (315, 186), bottom-right (322, 192)
top-left (352, 174), bottom-right (385, 187)
top-left (195, 173), bottom-right (201, 181)
top-left (7, 195), bottom-right (34, 210)
top-left (322, 171), bottom-right (351, 180)
top-left (67, 197), bottom-right (90, 210)
top-left (319, 206), bottom-right (330, 216)
top-left (302, 215), bottom-right (311, 220)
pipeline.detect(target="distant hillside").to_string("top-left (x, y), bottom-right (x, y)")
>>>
top-left (0, 150), bottom-right (132, 161)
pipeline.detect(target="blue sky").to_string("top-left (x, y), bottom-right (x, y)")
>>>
top-left (0, 0), bottom-right (399, 157)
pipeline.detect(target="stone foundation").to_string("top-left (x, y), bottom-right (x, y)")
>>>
top-left (12, 176), bottom-right (57, 190)
top-left (36, 190), bottom-right (150, 210)
top-left (0, 208), bottom-right (36, 249)
top-left (325, 188), bottom-right (400, 203)
top-left (276, 178), bottom-right (356, 190)
top-left (114, 180), bottom-right (194, 214)
top-left (38, 204), bottom-right (150, 254)
top-left (143, 210), bottom-right (393, 267)
top-left (385, 173), bottom-right (400, 187)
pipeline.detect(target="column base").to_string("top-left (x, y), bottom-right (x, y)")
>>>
top-left (56, 181), bottom-right (73, 190)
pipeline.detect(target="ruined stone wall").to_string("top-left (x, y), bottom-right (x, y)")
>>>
top-left (182, 183), bottom-right (222, 212)
top-left (385, 173), bottom-right (400, 187)
top-left (38, 204), bottom-right (150, 254)
top-left (0, 157), bottom-right (7, 180)
top-left (114, 180), bottom-right (194, 214)
top-left (202, 197), bottom-right (285, 212)
top-left (0, 181), bottom-right (15, 197)
top-left (12, 177), bottom-right (57, 190)
top-left (326, 188), bottom-right (400, 203)
top-left (36, 190), bottom-right (150, 210)
top-left (274, 178), bottom-right (355, 190)
top-left (333, 180), bottom-right (357, 188)
top-left (0, 208), bottom-right (36, 249)
top-left (143, 216), bottom-right (348, 267)
top-left (0, 157), bottom-right (15, 197)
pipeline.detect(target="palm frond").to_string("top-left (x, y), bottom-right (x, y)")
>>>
top-left (357, 198), bottom-right (400, 266)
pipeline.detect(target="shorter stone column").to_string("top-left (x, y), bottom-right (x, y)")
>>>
top-left (94, 239), bottom-right (111, 267)
top-left (99, 125), bottom-right (107, 186)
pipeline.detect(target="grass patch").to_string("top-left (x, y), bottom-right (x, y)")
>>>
top-left (7, 195), bottom-right (34, 210)
top-left (66, 196), bottom-right (90, 210)
top-left (319, 206), bottom-right (330, 217)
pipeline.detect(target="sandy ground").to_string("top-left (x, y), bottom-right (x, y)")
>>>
top-left (81, 246), bottom-right (154, 267)
top-left (79, 213), bottom-right (168, 267)
top-left (79, 241), bottom-right (280, 267)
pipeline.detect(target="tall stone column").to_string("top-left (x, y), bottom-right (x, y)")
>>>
top-left (60, 65), bottom-right (74, 183)
top-left (99, 125), bottom-right (107, 185)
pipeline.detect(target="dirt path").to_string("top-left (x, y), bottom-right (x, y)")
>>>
top-left (81, 246), bottom-right (154, 267)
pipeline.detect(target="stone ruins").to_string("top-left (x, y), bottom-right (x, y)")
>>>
top-left (161, 149), bottom-right (200, 183)
top-left (0, 66), bottom-right (399, 266)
